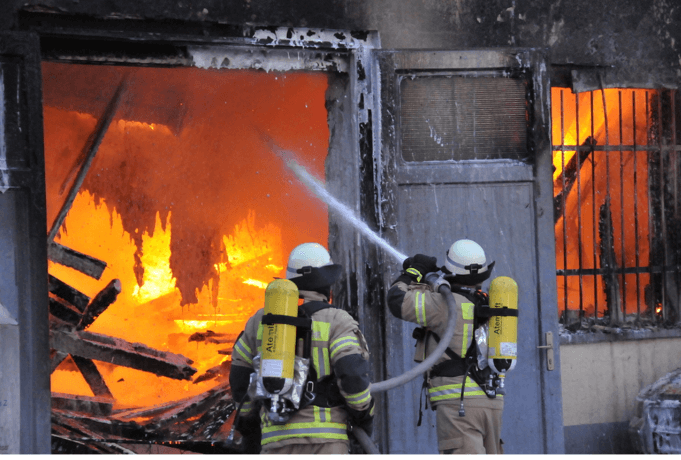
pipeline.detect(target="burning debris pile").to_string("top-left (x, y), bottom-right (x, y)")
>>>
top-left (51, 381), bottom-right (239, 454)
top-left (47, 239), bottom-right (241, 453)
top-left (559, 315), bottom-right (681, 338)
top-left (42, 62), bottom-right (331, 453)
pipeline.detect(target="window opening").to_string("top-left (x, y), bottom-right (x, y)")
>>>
top-left (553, 87), bottom-right (681, 326)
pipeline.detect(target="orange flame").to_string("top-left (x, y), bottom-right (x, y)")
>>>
top-left (43, 63), bottom-right (330, 409)
top-left (553, 88), bottom-right (654, 317)
top-left (50, 191), bottom-right (285, 407)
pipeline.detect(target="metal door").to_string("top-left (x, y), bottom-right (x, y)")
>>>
top-left (374, 49), bottom-right (564, 454)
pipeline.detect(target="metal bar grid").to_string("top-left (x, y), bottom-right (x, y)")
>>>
top-left (553, 88), bottom-right (681, 323)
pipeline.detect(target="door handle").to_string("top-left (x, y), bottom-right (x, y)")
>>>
top-left (537, 331), bottom-right (555, 371)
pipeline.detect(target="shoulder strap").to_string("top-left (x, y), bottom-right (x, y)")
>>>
top-left (261, 314), bottom-right (312, 329)
top-left (299, 300), bottom-right (335, 317)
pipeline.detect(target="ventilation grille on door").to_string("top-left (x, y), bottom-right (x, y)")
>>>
top-left (399, 76), bottom-right (528, 162)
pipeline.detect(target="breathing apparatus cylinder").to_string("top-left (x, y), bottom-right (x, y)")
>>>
top-left (487, 276), bottom-right (518, 395)
top-left (260, 279), bottom-right (299, 396)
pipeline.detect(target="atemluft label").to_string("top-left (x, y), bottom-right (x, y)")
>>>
top-left (0, 300), bottom-right (20, 453)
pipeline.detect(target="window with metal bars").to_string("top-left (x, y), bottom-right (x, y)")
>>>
top-left (553, 87), bottom-right (681, 326)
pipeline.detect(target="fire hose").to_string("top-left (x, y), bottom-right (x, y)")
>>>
top-left (350, 284), bottom-right (458, 454)
top-left (371, 283), bottom-right (457, 393)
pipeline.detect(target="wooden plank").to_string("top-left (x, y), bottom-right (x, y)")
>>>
top-left (553, 137), bottom-right (595, 223)
top-left (49, 295), bottom-right (83, 325)
top-left (48, 275), bottom-right (90, 312)
top-left (48, 75), bottom-right (128, 243)
top-left (50, 329), bottom-right (197, 380)
top-left (71, 356), bottom-right (115, 400)
top-left (77, 279), bottom-right (121, 330)
top-left (50, 350), bottom-right (69, 373)
top-left (52, 392), bottom-right (114, 416)
top-left (148, 382), bottom-right (229, 431)
top-left (599, 197), bottom-right (623, 324)
top-left (48, 242), bottom-right (107, 280)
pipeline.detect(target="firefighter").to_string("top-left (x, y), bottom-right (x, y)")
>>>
top-left (387, 239), bottom-right (504, 454)
top-left (229, 242), bottom-right (374, 454)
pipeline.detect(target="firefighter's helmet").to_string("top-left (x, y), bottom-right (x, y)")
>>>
top-left (285, 243), bottom-right (342, 291)
top-left (444, 239), bottom-right (495, 286)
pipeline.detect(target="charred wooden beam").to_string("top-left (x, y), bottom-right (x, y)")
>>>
top-left (599, 197), bottom-right (623, 324)
top-left (112, 398), bottom-right (189, 422)
top-left (48, 242), bottom-right (107, 280)
top-left (52, 407), bottom-right (149, 441)
top-left (52, 392), bottom-right (114, 416)
top-left (71, 356), bottom-right (115, 400)
top-left (50, 350), bottom-right (69, 373)
top-left (77, 279), bottom-right (121, 330)
top-left (49, 295), bottom-right (83, 326)
top-left (49, 274), bottom-right (90, 312)
top-left (188, 331), bottom-right (239, 344)
top-left (193, 360), bottom-right (230, 385)
top-left (554, 137), bottom-right (595, 223)
top-left (184, 393), bottom-right (235, 440)
top-left (50, 329), bottom-right (197, 380)
top-left (49, 75), bottom-right (128, 243)
top-left (148, 382), bottom-right (230, 431)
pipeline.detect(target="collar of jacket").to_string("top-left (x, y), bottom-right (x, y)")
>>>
top-left (299, 290), bottom-right (328, 302)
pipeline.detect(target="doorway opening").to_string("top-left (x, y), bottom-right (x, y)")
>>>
top-left (44, 61), bottom-right (331, 449)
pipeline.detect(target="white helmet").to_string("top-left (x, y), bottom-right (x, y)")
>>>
top-left (445, 239), bottom-right (494, 285)
top-left (285, 243), bottom-right (342, 291)
top-left (286, 243), bottom-right (332, 279)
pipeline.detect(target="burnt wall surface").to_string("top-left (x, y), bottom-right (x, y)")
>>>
top-left (3, 0), bottom-right (681, 88)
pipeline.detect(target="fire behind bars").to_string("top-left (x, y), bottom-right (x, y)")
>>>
top-left (552, 87), bottom-right (681, 326)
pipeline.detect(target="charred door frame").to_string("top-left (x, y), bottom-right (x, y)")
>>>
top-left (18, 15), bottom-right (382, 450)
top-left (367, 49), bottom-right (564, 453)
top-left (0, 31), bottom-right (51, 453)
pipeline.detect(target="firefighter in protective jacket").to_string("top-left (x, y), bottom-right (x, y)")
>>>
top-left (387, 239), bottom-right (504, 454)
top-left (230, 243), bottom-right (374, 454)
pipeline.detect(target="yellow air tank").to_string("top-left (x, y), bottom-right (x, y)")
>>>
top-left (260, 279), bottom-right (299, 395)
top-left (487, 276), bottom-right (518, 381)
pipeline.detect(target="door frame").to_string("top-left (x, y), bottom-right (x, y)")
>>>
top-left (12, 17), bottom-right (382, 451)
top-left (365, 48), bottom-right (565, 454)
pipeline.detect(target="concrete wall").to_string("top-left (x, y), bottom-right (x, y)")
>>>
top-left (561, 336), bottom-right (681, 454)
top-left (4, 0), bottom-right (681, 88)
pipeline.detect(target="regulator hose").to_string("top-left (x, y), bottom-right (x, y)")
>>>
top-left (370, 285), bottom-right (457, 393)
top-left (351, 426), bottom-right (380, 454)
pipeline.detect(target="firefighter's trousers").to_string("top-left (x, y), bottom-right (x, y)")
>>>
top-left (260, 440), bottom-right (349, 454)
top-left (436, 398), bottom-right (504, 454)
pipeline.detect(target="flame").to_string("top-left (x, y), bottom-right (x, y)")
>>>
top-left (552, 88), bottom-right (649, 181)
top-left (49, 191), bottom-right (286, 406)
top-left (43, 63), bottom-right (331, 409)
top-left (553, 88), bottom-right (653, 317)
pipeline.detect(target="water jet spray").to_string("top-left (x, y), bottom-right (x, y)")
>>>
top-left (263, 136), bottom-right (407, 263)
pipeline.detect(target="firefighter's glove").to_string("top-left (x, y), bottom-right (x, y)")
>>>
top-left (425, 271), bottom-right (451, 293)
top-left (348, 399), bottom-right (375, 437)
top-left (235, 414), bottom-right (262, 454)
top-left (403, 254), bottom-right (438, 283)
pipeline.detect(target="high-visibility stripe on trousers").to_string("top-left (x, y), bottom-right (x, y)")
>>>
top-left (261, 421), bottom-right (349, 445)
top-left (428, 377), bottom-right (499, 402)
